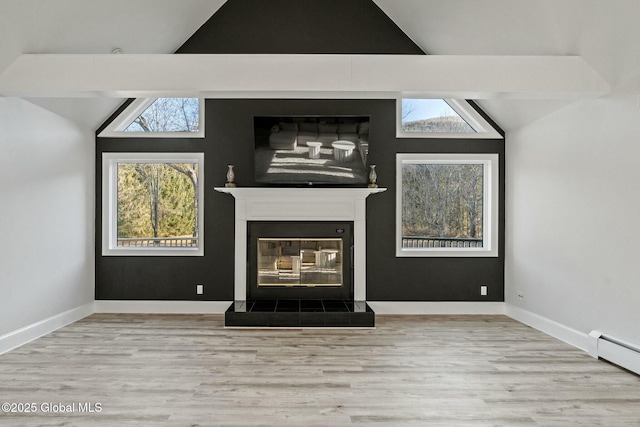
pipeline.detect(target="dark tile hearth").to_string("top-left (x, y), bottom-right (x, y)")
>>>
top-left (225, 300), bottom-right (375, 328)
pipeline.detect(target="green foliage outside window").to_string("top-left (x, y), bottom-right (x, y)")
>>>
top-left (117, 163), bottom-right (199, 241)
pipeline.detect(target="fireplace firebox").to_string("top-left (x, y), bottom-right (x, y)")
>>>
top-left (248, 221), bottom-right (353, 301)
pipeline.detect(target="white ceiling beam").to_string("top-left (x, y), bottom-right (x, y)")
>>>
top-left (0, 54), bottom-right (609, 99)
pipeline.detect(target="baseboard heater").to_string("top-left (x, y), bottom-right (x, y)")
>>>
top-left (588, 330), bottom-right (640, 375)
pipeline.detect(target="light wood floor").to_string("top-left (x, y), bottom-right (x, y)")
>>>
top-left (1, 314), bottom-right (639, 426)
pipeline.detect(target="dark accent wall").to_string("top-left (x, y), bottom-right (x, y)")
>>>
top-left (96, 0), bottom-right (504, 302)
top-left (176, 0), bottom-right (425, 54)
top-left (95, 135), bottom-right (234, 301)
top-left (96, 99), bottom-right (505, 301)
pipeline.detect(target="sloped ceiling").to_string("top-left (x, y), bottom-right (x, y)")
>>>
top-left (2, 0), bottom-right (638, 131)
top-left (0, 0), bottom-right (226, 128)
top-left (374, 0), bottom-right (640, 129)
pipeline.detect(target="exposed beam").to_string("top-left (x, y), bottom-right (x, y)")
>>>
top-left (0, 54), bottom-right (609, 99)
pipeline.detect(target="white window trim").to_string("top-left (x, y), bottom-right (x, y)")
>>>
top-left (98, 98), bottom-right (205, 138)
top-left (396, 98), bottom-right (503, 139)
top-left (102, 152), bottom-right (205, 256)
top-left (396, 153), bottom-right (499, 257)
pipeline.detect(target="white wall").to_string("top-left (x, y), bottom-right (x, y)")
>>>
top-left (0, 98), bottom-right (94, 336)
top-left (506, 75), bottom-right (640, 346)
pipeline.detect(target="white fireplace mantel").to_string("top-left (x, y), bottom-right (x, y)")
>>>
top-left (215, 187), bottom-right (386, 303)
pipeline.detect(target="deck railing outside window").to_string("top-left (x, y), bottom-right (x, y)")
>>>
top-left (117, 237), bottom-right (198, 248)
top-left (402, 236), bottom-right (482, 248)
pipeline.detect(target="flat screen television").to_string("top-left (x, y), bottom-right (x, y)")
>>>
top-left (254, 116), bottom-right (370, 186)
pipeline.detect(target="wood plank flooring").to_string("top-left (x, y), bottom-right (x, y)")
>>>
top-left (1, 314), bottom-right (639, 426)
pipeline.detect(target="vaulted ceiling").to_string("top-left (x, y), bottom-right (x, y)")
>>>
top-left (1, 0), bottom-right (638, 131)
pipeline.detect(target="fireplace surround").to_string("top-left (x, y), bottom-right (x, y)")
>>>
top-left (215, 187), bottom-right (385, 326)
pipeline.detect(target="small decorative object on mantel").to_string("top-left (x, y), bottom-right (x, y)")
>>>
top-left (368, 164), bottom-right (378, 188)
top-left (225, 164), bottom-right (236, 188)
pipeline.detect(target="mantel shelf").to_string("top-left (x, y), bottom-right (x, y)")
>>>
top-left (214, 187), bottom-right (386, 199)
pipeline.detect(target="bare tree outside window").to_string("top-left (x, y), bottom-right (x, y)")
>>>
top-left (111, 98), bottom-right (202, 249)
top-left (402, 163), bottom-right (484, 248)
top-left (401, 99), bottom-right (416, 121)
top-left (125, 98), bottom-right (200, 132)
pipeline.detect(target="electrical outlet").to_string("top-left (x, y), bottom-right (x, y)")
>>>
top-left (196, 284), bottom-right (204, 295)
top-left (480, 285), bottom-right (487, 296)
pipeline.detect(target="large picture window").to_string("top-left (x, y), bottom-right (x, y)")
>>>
top-left (102, 153), bottom-right (204, 256)
top-left (396, 153), bottom-right (499, 257)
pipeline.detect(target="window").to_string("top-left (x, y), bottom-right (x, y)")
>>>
top-left (396, 153), bottom-right (499, 257)
top-left (98, 98), bottom-right (205, 138)
top-left (102, 153), bottom-right (204, 256)
top-left (397, 99), bottom-right (502, 139)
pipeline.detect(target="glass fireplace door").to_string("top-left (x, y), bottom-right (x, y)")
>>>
top-left (257, 238), bottom-right (343, 288)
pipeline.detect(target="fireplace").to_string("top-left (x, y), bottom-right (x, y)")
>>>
top-left (215, 187), bottom-right (385, 327)
top-left (248, 221), bottom-right (353, 301)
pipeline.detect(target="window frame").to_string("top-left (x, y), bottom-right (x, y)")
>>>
top-left (396, 98), bottom-right (502, 139)
top-left (102, 152), bottom-right (205, 256)
top-left (396, 153), bottom-right (499, 257)
top-left (98, 98), bottom-right (205, 138)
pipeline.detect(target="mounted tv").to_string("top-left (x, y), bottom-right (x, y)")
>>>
top-left (254, 116), bottom-right (370, 186)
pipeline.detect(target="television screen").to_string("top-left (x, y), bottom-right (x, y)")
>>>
top-left (254, 116), bottom-right (370, 186)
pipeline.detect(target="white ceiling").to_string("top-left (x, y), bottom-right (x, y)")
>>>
top-left (1, 0), bottom-right (638, 131)
top-left (0, 0), bottom-right (226, 128)
top-left (375, 0), bottom-right (640, 129)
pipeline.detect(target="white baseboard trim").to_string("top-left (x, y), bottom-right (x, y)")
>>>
top-left (1, 300), bottom-right (595, 360)
top-left (94, 300), bottom-right (232, 314)
top-left (0, 302), bottom-right (94, 355)
top-left (368, 301), bottom-right (506, 315)
top-left (504, 303), bottom-right (590, 352)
